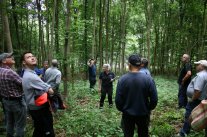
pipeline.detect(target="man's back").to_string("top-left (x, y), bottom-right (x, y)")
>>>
top-left (44, 67), bottom-right (61, 89)
top-left (115, 72), bottom-right (157, 116)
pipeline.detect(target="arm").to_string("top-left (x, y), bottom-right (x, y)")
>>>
top-left (192, 90), bottom-right (201, 101)
top-left (98, 79), bottom-right (102, 92)
top-left (115, 80), bottom-right (124, 111)
top-left (149, 79), bottom-right (158, 110)
top-left (182, 71), bottom-right (192, 85)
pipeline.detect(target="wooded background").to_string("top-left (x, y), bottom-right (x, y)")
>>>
top-left (1, 0), bottom-right (207, 94)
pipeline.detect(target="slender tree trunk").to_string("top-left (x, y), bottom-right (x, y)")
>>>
top-left (63, 0), bottom-right (71, 99)
top-left (92, 0), bottom-right (96, 58)
top-left (120, 0), bottom-right (126, 73)
top-left (0, 0), bottom-right (5, 51)
top-left (105, 0), bottom-right (110, 63)
top-left (49, 0), bottom-right (57, 61)
top-left (99, 0), bottom-right (105, 70)
top-left (84, 0), bottom-right (88, 79)
top-left (11, 0), bottom-right (20, 49)
top-left (144, 0), bottom-right (152, 66)
top-left (45, 0), bottom-right (49, 61)
top-left (2, 0), bottom-right (13, 52)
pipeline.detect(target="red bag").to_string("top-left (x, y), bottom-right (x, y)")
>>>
top-left (34, 92), bottom-right (48, 106)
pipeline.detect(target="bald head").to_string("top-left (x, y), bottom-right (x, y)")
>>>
top-left (52, 59), bottom-right (58, 67)
top-left (182, 54), bottom-right (190, 63)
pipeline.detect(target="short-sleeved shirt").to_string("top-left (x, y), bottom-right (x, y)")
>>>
top-left (178, 63), bottom-right (192, 86)
top-left (88, 65), bottom-right (96, 78)
top-left (187, 70), bottom-right (207, 100)
top-left (99, 71), bottom-right (115, 88)
top-left (0, 66), bottom-right (23, 98)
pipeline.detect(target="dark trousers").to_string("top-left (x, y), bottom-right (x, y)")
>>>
top-left (100, 87), bottom-right (113, 107)
top-left (122, 114), bottom-right (150, 137)
top-left (180, 99), bottom-right (201, 135)
top-left (178, 84), bottom-right (188, 108)
top-left (2, 98), bottom-right (26, 137)
top-left (29, 105), bottom-right (55, 137)
top-left (89, 77), bottom-right (96, 88)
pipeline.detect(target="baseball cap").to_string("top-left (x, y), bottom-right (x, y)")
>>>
top-left (0, 52), bottom-right (13, 63)
top-left (128, 54), bottom-right (141, 66)
top-left (194, 60), bottom-right (207, 67)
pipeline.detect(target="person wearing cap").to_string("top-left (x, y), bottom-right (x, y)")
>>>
top-left (44, 59), bottom-right (66, 110)
top-left (87, 59), bottom-right (96, 91)
top-left (115, 54), bottom-right (158, 137)
top-left (21, 52), bottom-right (55, 137)
top-left (178, 60), bottom-right (207, 137)
top-left (177, 54), bottom-right (192, 109)
top-left (0, 52), bottom-right (26, 137)
top-left (98, 64), bottom-right (115, 109)
top-left (140, 58), bottom-right (151, 76)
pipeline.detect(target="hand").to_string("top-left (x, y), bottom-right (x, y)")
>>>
top-left (48, 88), bottom-right (54, 95)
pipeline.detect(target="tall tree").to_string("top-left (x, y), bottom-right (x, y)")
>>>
top-left (2, 0), bottom-right (13, 52)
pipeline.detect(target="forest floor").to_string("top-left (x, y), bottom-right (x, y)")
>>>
top-left (0, 76), bottom-right (206, 137)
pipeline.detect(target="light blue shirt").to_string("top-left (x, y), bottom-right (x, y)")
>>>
top-left (187, 70), bottom-right (207, 100)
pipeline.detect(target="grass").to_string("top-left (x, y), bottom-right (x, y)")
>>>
top-left (0, 76), bottom-right (206, 136)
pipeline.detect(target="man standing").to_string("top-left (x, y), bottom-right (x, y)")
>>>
top-left (44, 59), bottom-right (65, 110)
top-left (87, 59), bottom-right (96, 90)
top-left (115, 54), bottom-right (158, 137)
top-left (178, 60), bottom-right (207, 137)
top-left (178, 54), bottom-right (192, 109)
top-left (21, 52), bottom-right (55, 137)
top-left (98, 64), bottom-right (115, 109)
top-left (140, 58), bottom-right (151, 76)
top-left (40, 61), bottom-right (49, 79)
top-left (0, 52), bottom-right (26, 137)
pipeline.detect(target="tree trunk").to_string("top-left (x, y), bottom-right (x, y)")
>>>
top-left (11, 0), bottom-right (20, 49)
top-left (92, 0), bottom-right (96, 58)
top-left (2, 0), bottom-right (13, 52)
top-left (49, 0), bottom-right (57, 61)
top-left (63, 0), bottom-right (71, 99)
top-left (120, 0), bottom-right (126, 73)
top-left (144, 0), bottom-right (152, 66)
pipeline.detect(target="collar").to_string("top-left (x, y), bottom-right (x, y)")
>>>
top-left (0, 65), bottom-right (11, 69)
top-left (24, 68), bottom-right (36, 74)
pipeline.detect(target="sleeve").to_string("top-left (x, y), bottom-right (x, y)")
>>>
top-left (149, 78), bottom-right (158, 110)
top-left (194, 75), bottom-right (205, 92)
top-left (10, 71), bottom-right (22, 86)
top-left (185, 63), bottom-right (192, 72)
top-left (115, 79), bottom-right (124, 111)
top-left (29, 75), bottom-right (51, 95)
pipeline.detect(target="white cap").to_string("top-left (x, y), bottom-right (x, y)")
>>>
top-left (194, 60), bottom-right (207, 67)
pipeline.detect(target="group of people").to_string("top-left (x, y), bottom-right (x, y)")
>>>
top-left (177, 54), bottom-right (207, 137)
top-left (88, 55), bottom-right (158, 137)
top-left (0, 51), bottom-right (65, 137)
top-left (1, 51), bottom-right (206, 137)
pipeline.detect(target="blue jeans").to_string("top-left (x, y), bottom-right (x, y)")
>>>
top-left (180, 100), bottom-right (201, 135)
top-left (178, 84), bottom-right (188, 108)
top-left (2, 98), bottom-right (27, 137)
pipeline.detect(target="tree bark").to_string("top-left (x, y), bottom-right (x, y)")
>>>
top-left (2, 0), bottom-right (13, 52)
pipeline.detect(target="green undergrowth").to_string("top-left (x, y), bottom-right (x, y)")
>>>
top-left (24, 76), bottom-right (206, 137)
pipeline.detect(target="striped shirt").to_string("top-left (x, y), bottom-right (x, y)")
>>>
top-left (0, 66), bottom-right (23, 98)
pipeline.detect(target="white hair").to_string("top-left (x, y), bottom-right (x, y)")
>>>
top-left (103, 64), bottom-right (111, 70)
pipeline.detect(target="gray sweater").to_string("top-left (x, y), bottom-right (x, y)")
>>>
top-left (22, 69), bottom-right (51, 110)
top-left (44, 67), bottom-right (61, 90)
